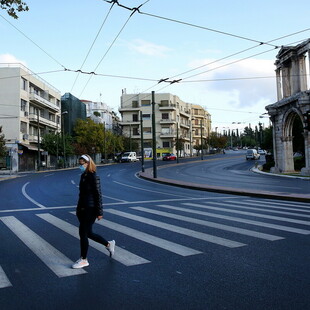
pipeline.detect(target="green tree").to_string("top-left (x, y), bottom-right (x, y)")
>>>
top-left (0, 126), bottom-right (6, 157)
top-left (74, 119), bottom-right (105, 154)
top-left (207, 132), bottom-right (228, 149)
top-left (122, 136), bottom-right (139, 152)
top-left (1, 0), bottom-right (29, 19)
top-left (41, 132), bottom-right (74, 157)
top-left (261, 126), bottom-right (273, 151)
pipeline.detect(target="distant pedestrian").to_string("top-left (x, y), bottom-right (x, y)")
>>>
top-left (72, 154), bottom-right (115, 269)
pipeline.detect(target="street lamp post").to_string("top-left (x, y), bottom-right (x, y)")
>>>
top-left (200, 120), bottom-right (203, 160)
top-left (140, 111), bottom-right (145, 172)
top-left (151, 91), bottom-right (157, 178)
top-left (37, 108), bottom-right (41, 171)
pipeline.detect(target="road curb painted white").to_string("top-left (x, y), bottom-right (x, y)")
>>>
top-left (251, 167), bottom-right (310, 180)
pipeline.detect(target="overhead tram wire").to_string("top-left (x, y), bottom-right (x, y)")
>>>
top-left (0, 14), bottom-right (66, 70)
top-left (70, 2), bottom-right (116, 93)
top-left (0, 69), bottom-right (66, 81)
top-left (79, 0), bottom-right (151, 98)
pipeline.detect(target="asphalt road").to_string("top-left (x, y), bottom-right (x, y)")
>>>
top-left (0, 158), bottom-right (309, 310)
top-left (156, 150), bottom-right (310, 195)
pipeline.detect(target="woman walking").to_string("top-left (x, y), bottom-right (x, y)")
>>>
top-left (72, 154), bottom-right (115, 269)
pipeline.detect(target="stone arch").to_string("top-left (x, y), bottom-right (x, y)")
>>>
top-left (281, 108), bottom-right (305, 172)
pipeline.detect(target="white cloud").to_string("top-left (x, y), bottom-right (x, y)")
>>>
top-left (127, 39), bottom-right (172, 57)
top-left (0, 54), bottom-right (27, 66)
top-left (186, 58), bottom-right (277, 109)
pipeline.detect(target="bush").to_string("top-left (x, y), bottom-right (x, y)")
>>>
top-left (263, 161), bottom-right (275, 171)
top-left (294, 156), bottom-right (305, 171)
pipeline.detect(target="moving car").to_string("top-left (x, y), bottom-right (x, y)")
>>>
top-left (162, 153), bottom-right (177, 161)
top-left (246, 149), bottom-right (260, 160)
top-left (121, 152), bottom-right (137, 162)
top-left (258, 149), bottom-right (267, 155)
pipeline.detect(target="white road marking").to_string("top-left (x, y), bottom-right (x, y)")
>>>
top-left (113, 180), bottom-right (191, 198)
top-left (96, 219), bottom-right (202, 256)
top-left (21, 182), bottom-right (46, 209)
top-left (44, 174), bottom-right (54, 177)
top-left (210, 201), bottom-right (310, 218)
top-left (0, 197), bottom-right (241, 214)
top-left (38, 213), bottom-right (149, 266)
top-left (183, 203), bottom-right (310, 235)
top-left (71, 180), bottom-right (76, 185)
top-left (0, 266), bottom-right (12, 289)
top-left (105, 209), bottom-right (246, 248)
top-left (0, 216), bottom-right (86, 277)
top-left (227, 200), bottom-right (310, 214)
top-left (188, 202), bottom-right (310, 226)
top-left (102, 195), bottom-right (128, 202)
top-left (134, 205), bottom-right (283, 241)
top-left (244, 199), bottom-right (310, 210)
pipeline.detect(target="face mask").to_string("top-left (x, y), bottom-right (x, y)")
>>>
top-left (79, 165), bottom-right (86, 173)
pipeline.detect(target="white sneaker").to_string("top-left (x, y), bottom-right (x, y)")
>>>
top-left (72, 258), bottom-right (89, 269)
top-left (107, 240), bottom-right (115, 257)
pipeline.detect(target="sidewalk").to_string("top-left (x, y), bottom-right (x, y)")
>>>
top-left (138, 163), bottom-right (310, 203)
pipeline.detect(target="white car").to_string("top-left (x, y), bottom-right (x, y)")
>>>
top-left (246, 149), bottom-right (260, 160)
top-left (258, 149), bottom-right (267, 155)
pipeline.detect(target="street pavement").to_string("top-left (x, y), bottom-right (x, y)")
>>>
top-left (0, 159), bottom-right (309, 309)
top-left (140, 151), bottom-right (310, 202)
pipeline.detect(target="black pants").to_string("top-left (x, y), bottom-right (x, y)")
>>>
top-left (77, 209), bottom-right (109, 259)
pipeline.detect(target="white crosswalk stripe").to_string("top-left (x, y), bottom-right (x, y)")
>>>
top-left (183, 202), bottom-right (310, 226)
top-left (183, 202), bottom-right (310, 234)
top-left (132, 205), bottom-right (284, 241)
top-left (105, 209), bottom-right (246, 248)
top-left (0, 266), bottom-right (12, 289)
top-left (0, 216), bottom-right (86, 278)
top-left (38, 213), bottom-right (150, 266)
top-left (243, 199), bottom-right (310, 212)
top-left (261, 199), bottom-right (310, 209)
top-left (207, 201), bottom-right (310, 218)
top-left (95, 218), bottom-right (202, 256)
top-left (234, 200), bottom-right (310, 214)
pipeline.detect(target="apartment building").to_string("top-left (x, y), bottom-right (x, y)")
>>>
top-left (119, 92), bottom-right (211, 157)
top-left (0, 64), bottom-right (61, 172)
top-left (81, 99), bottom-right (113, 130)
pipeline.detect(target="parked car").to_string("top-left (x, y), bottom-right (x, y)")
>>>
top-left (162, 153), bottom-right (177, 161)
top-left (246, 149), bottom-right (260, 160)
top-left (121, 152), bottom-right (137, 162)
top-left (258, 149), bottom-right (267, 155)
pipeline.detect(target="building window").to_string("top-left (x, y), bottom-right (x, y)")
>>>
top-left (132, 114), bottom-right (138, 121)
top-left (142, 114), bottom-right (150, 120)
top-left (132, 127), bottom-right (139, 135)
top-left (132, 101), bottom-right (138, 108)
top-left (20, 99), bottom-right (27, 111)
top-left (143, 127), bottom-right (151, 133)
top-left (163, 141), bottom-right (170, 148)
top-left (21, 78), bottom-right (27, 91)
top-left (160, 100), bottom-right (169, 106)
top-left (56, 99), bottom-right (60, 107)
top-left (162, 113), bottom-right (169, 119)
top-left (49, 113), bottom-right (55, 122)
top-left (161, 127), bottom-right (170, 134)
top-left (20, 121), bottom-right (27, 133)
top-left (141, 100), bottom-right (151, 106)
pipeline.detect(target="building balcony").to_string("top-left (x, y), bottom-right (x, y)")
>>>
top-left (179, 110), bottom-right (190, 117)
top-left (160, 132), bottom-right (177, 138)
top-left (29, 93), bottom-right (60, 112)
top-left (180, 123), bottom-right (190, 129)
top-left (192, 113), bottom-right (205, 119)
top-left (119, 121), bottom-right (140, 126)
top-left (160, 119), bottom-right (176, 124)
top-left (118, 106), bottom-right (140, 112)
top-left (158, 103), bottom-right (176, 110)
top-left (28, 135), bottom-right (42, 143)
top-left (28, 114), bottom-right (58, 128)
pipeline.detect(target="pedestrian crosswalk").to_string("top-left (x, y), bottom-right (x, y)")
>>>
top-left (0, 198), bottom-right (309, 289)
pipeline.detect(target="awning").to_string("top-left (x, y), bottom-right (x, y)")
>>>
top-left (19, 143), bottom-right (44, 152)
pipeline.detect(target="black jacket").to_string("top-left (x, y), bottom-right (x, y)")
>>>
top-left (77, 171), bottom-right (103, 216)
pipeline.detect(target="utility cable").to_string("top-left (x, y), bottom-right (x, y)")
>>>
top-left (0, 14), bottom-right (66, 70)
top-left (70, 2), bottom-right (116, 92)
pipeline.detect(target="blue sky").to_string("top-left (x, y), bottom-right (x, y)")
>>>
top-left (1, 0), bottom-right (310, 132)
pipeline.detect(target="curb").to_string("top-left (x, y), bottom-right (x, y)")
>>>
top-left (138, 168), bottom-right (310, 203)
top-left (251, 167), bottom-right (310, 180)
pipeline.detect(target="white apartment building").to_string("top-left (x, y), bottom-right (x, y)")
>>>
top-left (81, 100), bottom-right (113, 130)
top-left (119, 92), bottom-right (211, 157)
top-left (0, 64), bottom-right (61, 172)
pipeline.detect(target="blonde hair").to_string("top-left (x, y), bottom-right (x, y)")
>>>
top-left (80, 154), bottom-right (97, 173)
